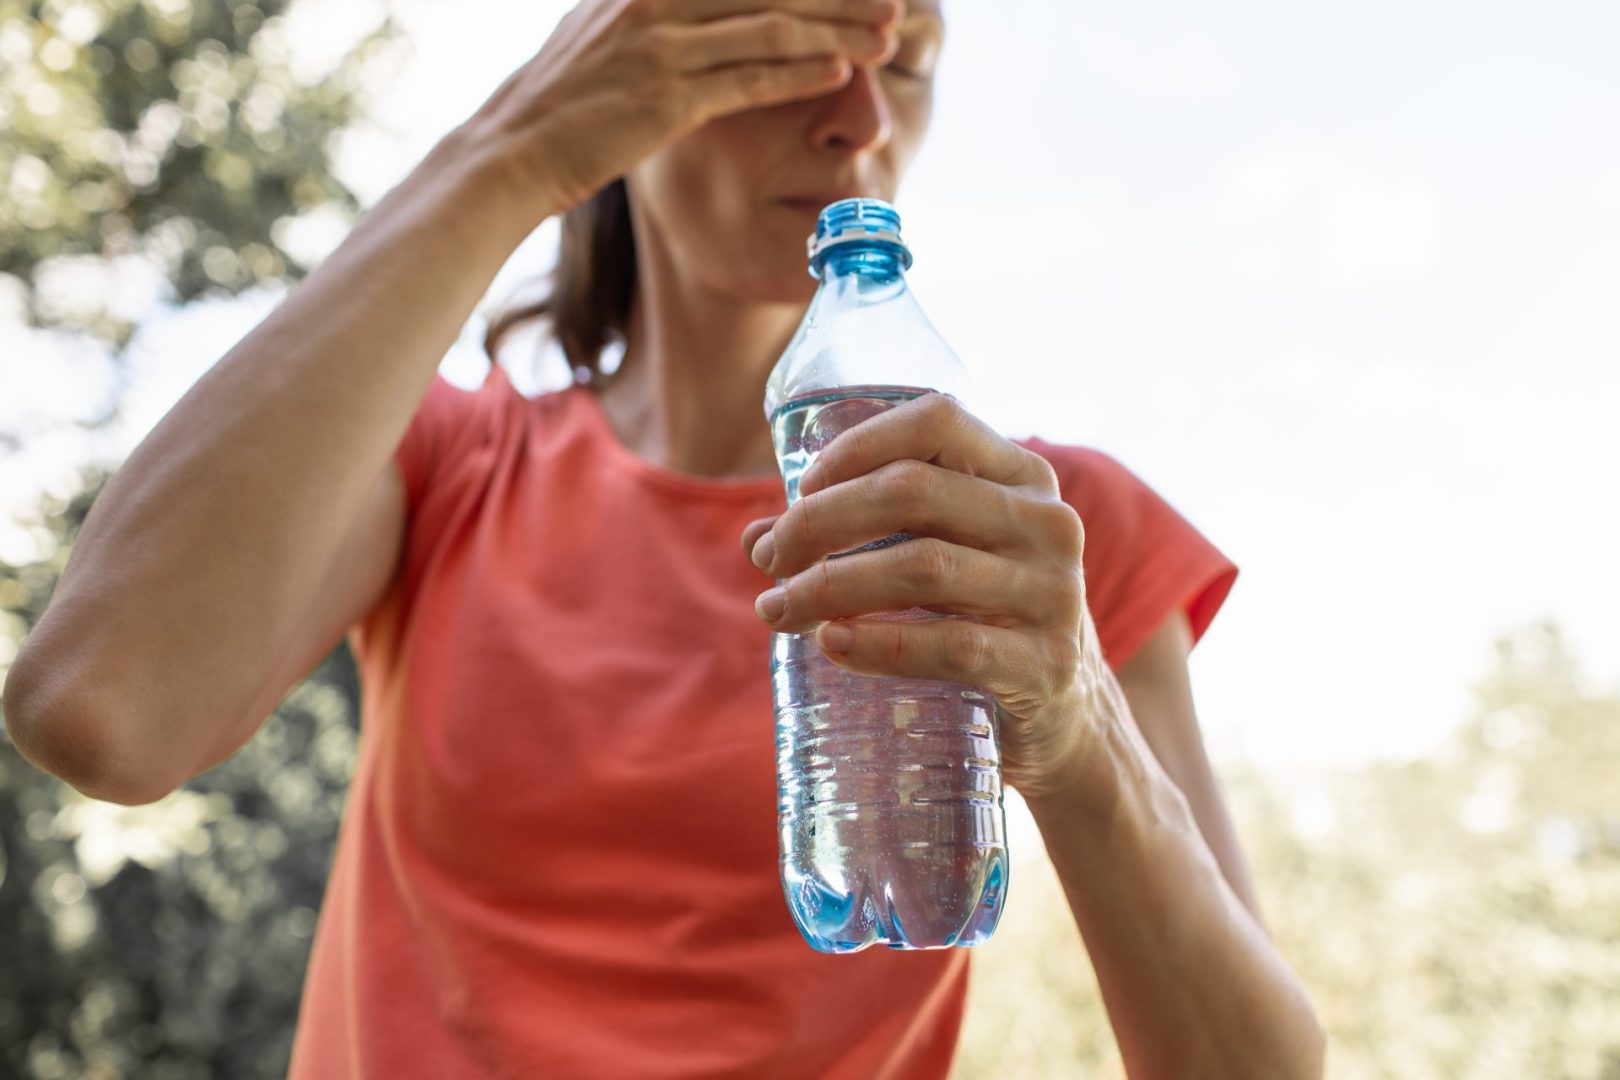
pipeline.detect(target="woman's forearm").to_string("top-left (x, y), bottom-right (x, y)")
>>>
top-left (5, 122), bottom-right (541, 798)
top-left (1023, 666), bottom-right (1324, 1078)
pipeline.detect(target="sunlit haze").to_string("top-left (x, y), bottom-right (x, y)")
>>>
top-left (6, 0), bottom-right (1617, 772)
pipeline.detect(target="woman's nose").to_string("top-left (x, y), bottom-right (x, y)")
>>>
top-left (810, 65), bottom-right (893, 155)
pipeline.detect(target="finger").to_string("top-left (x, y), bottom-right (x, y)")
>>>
top-left (668, 12), bottom-right (892, 74)
top-left (757, 536), bottom-right (1063, 633)
top-left (798, 393), bottom-right (1055, 500)
top-left (740, 515), bottom-right (782, 557)
top-left (683, 55), bottom-right (855, 119)
top-left (813, 615), bottom-right (1044, 707)
top-left (674, 0), bottom-right (901, 27)
top-left (759, 459), bottom-right (1037, 577)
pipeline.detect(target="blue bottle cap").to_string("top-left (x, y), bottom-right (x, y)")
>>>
top-left (807, 198), bottom-right (914, 277)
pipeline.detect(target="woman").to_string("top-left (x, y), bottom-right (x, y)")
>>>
top-left (5, 0), bottom-right (1324, 1075)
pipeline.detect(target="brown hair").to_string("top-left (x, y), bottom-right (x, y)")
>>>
top-left (482, 178), bottom-right (637, 385)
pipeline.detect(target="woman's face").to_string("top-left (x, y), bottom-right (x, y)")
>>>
top-left (627, 2), bottom-right (945, 303)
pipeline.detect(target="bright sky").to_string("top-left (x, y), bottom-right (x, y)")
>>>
top-left (5, 0), bottom-right (1618, 769)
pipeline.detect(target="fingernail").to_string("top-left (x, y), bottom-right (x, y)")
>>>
top-left (751, 531), bottom-right (776, 572)
top-left (756, 586), bottom-right (787, 623)
top-left (820, 622), bottom-right (854, 653)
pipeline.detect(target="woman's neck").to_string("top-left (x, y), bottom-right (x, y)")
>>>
top-left (596, 246), bottom-right (805, 481)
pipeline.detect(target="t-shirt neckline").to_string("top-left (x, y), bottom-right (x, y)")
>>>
top-left (568, 383), bottom-right (785, 501)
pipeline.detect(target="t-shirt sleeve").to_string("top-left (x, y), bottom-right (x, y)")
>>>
top-left (392, 373), bottom-right (477, 512)
top-left (1028, 439), bottom-right (1238, 669)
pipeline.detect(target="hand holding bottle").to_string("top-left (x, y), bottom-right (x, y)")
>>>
top-left (742, 391), bottom-right (1096, 802)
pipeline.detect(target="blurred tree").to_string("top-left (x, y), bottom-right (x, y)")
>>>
top-left (1212, 624), bottom-right (1620, 1079)
top-left (0, 484), bottom-right (358, 1076)
top-left (0, 0), bottom-right (393, 347)
top-left (952, 624), bottom-right (1620, 1078)
top-left (0, 0), bottom-right (393, 1075)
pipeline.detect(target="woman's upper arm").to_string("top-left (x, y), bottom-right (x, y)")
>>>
top-left (189, 459), bottom-right (408, 777)
top-left (1115, 610), bottom-right (1265, 922)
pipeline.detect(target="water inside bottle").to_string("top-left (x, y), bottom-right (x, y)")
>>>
top-left (767, 384), bottom-right (1009, 953)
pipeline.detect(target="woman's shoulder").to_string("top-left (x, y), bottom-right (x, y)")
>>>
top-left (394, 361), bottom-right (568, 507)
top-left (1014, 436), bottom-right (1150, 518)
top-left (416, 361), bottom-right (576, 441)
top-left (418, 360), bottom-right (548, 421)
top-left (1013, 433), bottom-right (1220, 558)
top-left (1013, 434), bottom-right (1238, 665)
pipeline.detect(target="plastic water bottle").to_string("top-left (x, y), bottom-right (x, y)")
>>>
top-left (762, 198), bottom-right (1009, 953)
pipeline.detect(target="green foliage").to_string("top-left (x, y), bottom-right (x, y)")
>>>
top-left (0, 0), bottom-right (393, 346)
top-left (1, 1), bottom-right (390, 1074)
top-left (953, 623), bottom-right (1620, 1078)
top-left (0, 473), bottom-right (361, 1078)
top-left (5, 497), bottom-right (1614, 1075)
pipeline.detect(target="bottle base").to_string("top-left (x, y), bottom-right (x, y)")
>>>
top-left (782, 848), bottom-right (1008, 954)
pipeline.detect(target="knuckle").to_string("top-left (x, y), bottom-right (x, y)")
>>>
top-left (1050, 566), bottom-right (1087, 627)
top-left (923, 392), bottom-right (964, 432)
top-left (793, 490), bottom-right (829, 553)
top-left (945, 622), bottom-right (991, 677)
top-left (1069, 507), bottom-right (1087, 559)
top-left (907, 537), bottom-right (955, 586)
top-left (807, 553), bottom-right (840, 611)
top-left (1040, 499), bottom-right (1085, 561)
top-left (760, 12), bottom-right (797, 54)
top-left (1025, 451), bottom-right (1062, 497)
top-left (841, 420), bottom-right (876, 463)
top-left (635, 24), bottom-right (678, 72)
top-left (1047, 633), bottom-right (1083, 693)
top-left (884, 623), bottom-right (908, 668)
top-left (835, 427), bottom-right (874, 469)
top-left (884, 459), bottom-right (935, 512)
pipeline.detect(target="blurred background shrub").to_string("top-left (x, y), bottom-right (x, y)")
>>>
top-left (2, 0), bottom-right (386, 1074)
top-left (952, 622), bottom-right (1620, 1078)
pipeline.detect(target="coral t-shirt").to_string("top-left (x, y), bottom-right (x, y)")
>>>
top-left (287, 364), bottom-right (1237, 1078)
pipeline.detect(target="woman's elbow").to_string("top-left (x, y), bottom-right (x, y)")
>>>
top-left (3, 652), bottom-right (181, 807)
top-left (1277, 985), bottom-right (1327, 1079)
top-left (1289, 1019), bottom-right (1327, 1079)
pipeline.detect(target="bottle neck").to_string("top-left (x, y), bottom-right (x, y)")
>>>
top-left (815, 243), bottom-right (909, 285)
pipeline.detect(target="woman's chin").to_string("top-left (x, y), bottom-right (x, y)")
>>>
top-left (731, 267), bottom-right (819, 307)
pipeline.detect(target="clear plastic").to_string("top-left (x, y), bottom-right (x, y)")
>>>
top-left (762, 199), bottom-right (1009, 953)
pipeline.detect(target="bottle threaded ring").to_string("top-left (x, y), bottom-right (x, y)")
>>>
top-left (807, 198), bottom-right (914, 277)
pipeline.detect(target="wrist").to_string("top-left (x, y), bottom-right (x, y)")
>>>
top-left (1018, 694), bottom-right (1126, 829)
top-left (436, 114), bottom-right (570, 231)
top-left (1013, 635), bottom-right (1129, 813)
top-left (406, 119), bottom-right (564, 245)
top-left (1017, 635), bottom-right (1175, 818)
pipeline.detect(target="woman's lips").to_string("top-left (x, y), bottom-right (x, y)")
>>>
top-left (777, 194), bottom-right (869, 213)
